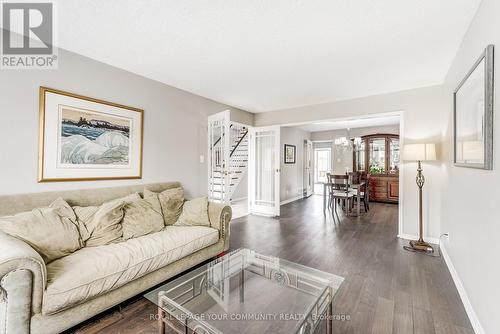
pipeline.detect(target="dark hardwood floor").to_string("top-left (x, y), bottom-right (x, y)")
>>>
top-left (71, 196), bottom-right (473, 334)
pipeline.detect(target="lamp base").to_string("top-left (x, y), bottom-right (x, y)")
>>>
top-left (404, 239), bottom-right (434, 254)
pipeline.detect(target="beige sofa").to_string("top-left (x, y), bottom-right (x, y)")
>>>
top-left (0, 182), bottom-right (231, 334)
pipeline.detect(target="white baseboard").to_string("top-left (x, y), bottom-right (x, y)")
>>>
top-left (440, 244), bottom-right (484, 334)
top-left (397, 234), bottom-right (440, 245)
top-left (280, 195), bottom-right (304, 205)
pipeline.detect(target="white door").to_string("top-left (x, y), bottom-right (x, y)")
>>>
top-left (313, 147), bottom-right (331, 194)
top-left (248, 126), bottom-right (280, 216)
top-left (304, 140), bottom-right (313, 197)
top-left (208, 110), bottom-right (231, 204)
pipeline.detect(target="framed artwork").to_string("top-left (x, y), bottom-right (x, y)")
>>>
top-left (454, 44), bottom-right (494, 170)
top-left (284, 144), bottom-right (296, 164)
top-left (38, 87), bottom-right (144, 182)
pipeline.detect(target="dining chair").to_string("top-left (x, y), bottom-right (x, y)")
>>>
top-left (327, 174), bottom-right (354, 219)
top-left (361, 173), bottom-right (371, 211)
top-left (348, 171), bottom-right (361, 185)
top-left (326, 173), bottom-right (334, 210)
top-left (326, 173), bottom-right (338, 209)
top-left (354, 172), bottom-right (371, 212)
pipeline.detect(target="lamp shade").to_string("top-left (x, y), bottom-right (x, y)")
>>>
top-left (402, 143), bottom-right (436, 161)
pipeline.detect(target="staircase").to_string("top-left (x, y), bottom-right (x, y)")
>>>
top-left (209, 123), bottom-right (249, 203)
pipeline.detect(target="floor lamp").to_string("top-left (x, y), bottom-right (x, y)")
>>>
top-left (402, 143), bottom-right (436, 254)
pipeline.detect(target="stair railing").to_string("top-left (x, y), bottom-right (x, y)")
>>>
top-left (230, 128), bottom-right (248, 157)
top-left (212, 124), bottom-right (233, 148)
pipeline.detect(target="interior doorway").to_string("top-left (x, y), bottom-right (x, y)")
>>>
top-left (277, 112), bottom-right (402, 236)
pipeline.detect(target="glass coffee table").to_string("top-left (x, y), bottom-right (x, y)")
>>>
top-left (145, 249), bottom-right (344, 334)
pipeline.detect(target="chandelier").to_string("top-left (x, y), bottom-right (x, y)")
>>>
top-left (334, 127), bottom-right (361, 150)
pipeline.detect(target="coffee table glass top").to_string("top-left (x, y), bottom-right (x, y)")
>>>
top-left (145, 249), bottom-right (344, 334)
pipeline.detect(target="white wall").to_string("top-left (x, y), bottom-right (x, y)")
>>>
top-left (255, 86), bottom-right (446, 240)
top-left (230, 109), bottom-right (254, 126)
top-left (311, 124), bottom-right (400, 174)
top-left (280, 127), bottom-right (311, 202)
top-left (440, 0), bottom-right (500, 332)
top-left (0, 46), bottom-right (252, 198)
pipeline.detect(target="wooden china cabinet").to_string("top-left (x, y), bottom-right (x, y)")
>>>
top-left (353, 134), bottom-right (400, 203)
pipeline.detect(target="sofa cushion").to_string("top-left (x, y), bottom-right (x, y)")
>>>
top-left (73, 193), bottom-right (138, 247)
top-left (175, 197), bottom-right (210, 227)
top-left (145, 187), bottom-right (184, 225)
top-left (0, 198), bottom-right (83, 263)
top-left (121, 193), bottom-right (164, 240)
top-left (42, 226), bottom-right (219, 315)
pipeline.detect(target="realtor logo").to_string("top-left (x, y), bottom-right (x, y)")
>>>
top-left (1, 1), bottom-right (57, 69)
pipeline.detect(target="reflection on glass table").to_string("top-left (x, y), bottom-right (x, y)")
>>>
top-left (145, 249), bottom-right (344, 334)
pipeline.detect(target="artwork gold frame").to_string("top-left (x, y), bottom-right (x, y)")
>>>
top-left (38, 87), bottom-right (144, 182)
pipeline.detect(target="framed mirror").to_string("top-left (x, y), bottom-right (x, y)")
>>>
top-left (454, 44), bottom-right (494, 170)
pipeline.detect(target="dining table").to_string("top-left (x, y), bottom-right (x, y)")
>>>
top-left (322, 181), bottom-right (366, 217)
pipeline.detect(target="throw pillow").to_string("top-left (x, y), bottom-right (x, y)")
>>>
top-left (175, 197), bottom-right (210, 227)
top-left (0, 198), bottom-right (83, 263)
top-left (144, 187), bottom-right (184, 226)
top-left (122, 193), bottom-right (164, 239)
top-left (74, 193), bottom-right (138, 247)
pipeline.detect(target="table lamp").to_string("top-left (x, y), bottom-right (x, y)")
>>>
top-left (402, 143), bottom-right (436, 253)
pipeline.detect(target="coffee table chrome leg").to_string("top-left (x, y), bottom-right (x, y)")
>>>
top-left (326, 302), bottom-right (333, 334)
top-left (239, 270), bottom-right (245, 303)
top-left (158, 307), bottom-right (166, 334)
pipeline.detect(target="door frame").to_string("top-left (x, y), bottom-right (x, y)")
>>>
top-left (207, 110), bottom-right (231, 204)
top-left (304, 139), bottom-right (313, 197)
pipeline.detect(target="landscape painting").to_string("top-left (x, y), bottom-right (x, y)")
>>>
top-left (59, 107), bottom-right (131, 166)
top-left (39, 87), bottom-right (143, 182)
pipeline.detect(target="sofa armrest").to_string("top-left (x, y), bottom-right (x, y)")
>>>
top-left (0, 231), bottom-right (46, 318)
top-left (208, 202), bottom-right (231, 250)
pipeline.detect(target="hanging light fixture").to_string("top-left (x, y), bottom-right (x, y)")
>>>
top-left (334, 135), bottom-right (349, 147)
top-left (335, 122), bottom-right (362, 150)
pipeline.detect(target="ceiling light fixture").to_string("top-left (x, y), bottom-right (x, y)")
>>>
top-left (334, 123), bottom-right (362, 150)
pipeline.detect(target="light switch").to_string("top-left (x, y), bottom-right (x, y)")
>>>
top-left (199, 155), bottom-right (205, 163)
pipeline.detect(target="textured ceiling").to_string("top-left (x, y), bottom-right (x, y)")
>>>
top-left (56, 0), bottom-right (481, 112)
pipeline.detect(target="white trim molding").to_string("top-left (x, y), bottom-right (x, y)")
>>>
top-left (440, 244), bottom-right (485, 334)
top-left (280, 195), bottom-right (304, 205)
top-left (398, 110), bottom-right (405, 241)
